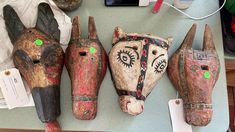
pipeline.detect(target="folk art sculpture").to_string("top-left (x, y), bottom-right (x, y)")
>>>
top-left (53, 0), bottom-right (82, 11)
top-left (3, 3), bottom-right (64, 131)
top-left (167, 24), bottom-right (220, 126)
top-left (65, 16), bottom-right (107, 120)
top-left (109, 27), bottom-right (172, 115)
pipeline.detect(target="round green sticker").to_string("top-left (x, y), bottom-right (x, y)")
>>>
top-left (34, 39), bottom-right (43, 46)
top-left (89, 47), bottom-right (96, 54)
top-left (203, 71), bottom-right (211, 79)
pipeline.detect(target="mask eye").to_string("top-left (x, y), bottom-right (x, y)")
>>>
top-left (117, 50), bottom-right (135, 68)
top-left (154, 59), bottom-right (167, 73)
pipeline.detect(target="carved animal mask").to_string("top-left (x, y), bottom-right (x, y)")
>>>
top-left (167, 24), bottom-right (220, 126)
top-left (109, 27), bottom-right (172, 115)
top-left (3, 3), bottom-right (64, 131)
top-left (65, 16), bottom-right (107, 120)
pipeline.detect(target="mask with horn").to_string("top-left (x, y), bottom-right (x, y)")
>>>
top-left (109, 27), bottom-right (172, 115)
top-left (3, 3), bottom-right (64, 131)
top-left (167, 24), bottom-right (220, 126)
top-left (65, 16), bottom-right (107, 120)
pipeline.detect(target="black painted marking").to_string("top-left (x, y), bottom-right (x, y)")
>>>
top-left (13, 50), bottom-right (34, 70)
top-left (154, 59), bottom-right (167, 73)
top-left (36, 3), bottom-right (60, 42)
top-left (117, 89), bottom-right (146, 101)
top-left (41, 44), bottom-right (63, 67)
top-left (113, 35), bottom-right (169, 50)
top-left (117, 50), bottom-right (135, 68)
top-left (32, 85), bottom-right (60, 123)
top-left (125, 46), bottom-right (140, 59)
top-left (151, 54), bottom-right (164, 67)
top-left (3, 5), bottom-right (26, 44)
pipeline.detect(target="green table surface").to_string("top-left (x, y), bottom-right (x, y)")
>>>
top-left (0, 0), bottom-right (229, 131)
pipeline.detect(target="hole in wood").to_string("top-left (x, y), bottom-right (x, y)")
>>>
top-left (201, 65), bottom-right (209, 70)
top-left (79, 52), bottom-right (87, 56)
top-left (33, 60), bottom-right (40, 64)
top-left (152, 50), bottom-right (157, 55)
top-left (133, 46), bottom-right (138, 50)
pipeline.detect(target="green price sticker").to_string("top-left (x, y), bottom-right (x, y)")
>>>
top-left (34, 39), bottom-right (43, 46)
top-left (203, 71), bottom-right (211, 79)
top-left (89, 47), bottom-right (96, 54)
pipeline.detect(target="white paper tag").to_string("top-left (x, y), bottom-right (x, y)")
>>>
top-left (0, 68), bottom-right (29, 109)
top-left (139, 0), bottom-right (150, 6)
top-left (168, 99), bottom-right (192, 132)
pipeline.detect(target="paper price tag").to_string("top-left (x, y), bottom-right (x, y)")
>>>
top-left (0, 68), bottom-right (29, 109)
top-left (168, 99), bottom-right (192, 132)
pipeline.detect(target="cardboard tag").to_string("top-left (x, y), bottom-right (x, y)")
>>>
top-left (0, 68), bottom-right (29, 109)
top-left (168, 99), bottom-right (192, 132)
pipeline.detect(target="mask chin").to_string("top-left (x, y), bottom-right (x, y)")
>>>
top-left (119, 96), bottom-right (144, 116)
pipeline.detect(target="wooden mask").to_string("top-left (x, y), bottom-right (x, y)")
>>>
top-left (3, 3), bottom-right (64, 131)
top-left (167, 24), bottom-right (220, 126)
top-left (65, 16), bottom-right (107, 120)
top-left (109, 27), bottom-right (172, 115)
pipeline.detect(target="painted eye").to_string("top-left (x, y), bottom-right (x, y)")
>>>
top-left (117, 50), bottom-right (135, 68)
top-left (154, 59), bottom-right (167, 73)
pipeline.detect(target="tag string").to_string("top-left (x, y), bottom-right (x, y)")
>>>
top-left (158, 0), bottom-right (226, 20)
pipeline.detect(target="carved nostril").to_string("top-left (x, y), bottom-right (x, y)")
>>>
top-left (33, 60), bottom-right (40, 64)
top-left (79, 52), bottom-right (87, 56)
top-left (201, 65), bottom-right (209, 70)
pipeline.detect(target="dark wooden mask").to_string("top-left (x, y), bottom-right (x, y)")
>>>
top-left (65, 16), bottom-right (107, 120)
top-left (167, 24), bottom-right (220, 126)
top-left (3, 3), bottom-right (64, 131)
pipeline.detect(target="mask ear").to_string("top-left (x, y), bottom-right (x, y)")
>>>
top-left (36, 3), bottom-right (60, 42)
top-left (3, 5), bottom-right (26, 44)
top-left (166, 37), bottom-right (173, 50)
top-left (112, 27), bottom-right (126, 45)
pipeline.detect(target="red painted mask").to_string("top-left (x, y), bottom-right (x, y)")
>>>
top-left (167, 24), bottom-right (220, 126)
top-left (109, 27), bottom-right (172, 115)
top-left (3, 3), bottom-right (64, 131)
top-left (65, 16), bottom-right (107, 120)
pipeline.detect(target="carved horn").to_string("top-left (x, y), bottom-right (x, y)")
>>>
top-left (71, 16), bottom-right (81, 43)
top-left (88, 16), bottom-right (98, 39)
top-left (203, 24), bottom-right (216, 51)
top-left (3, 5), bottom-right (26, 44)
top-left (179, 24), bottom-right (197, 50)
